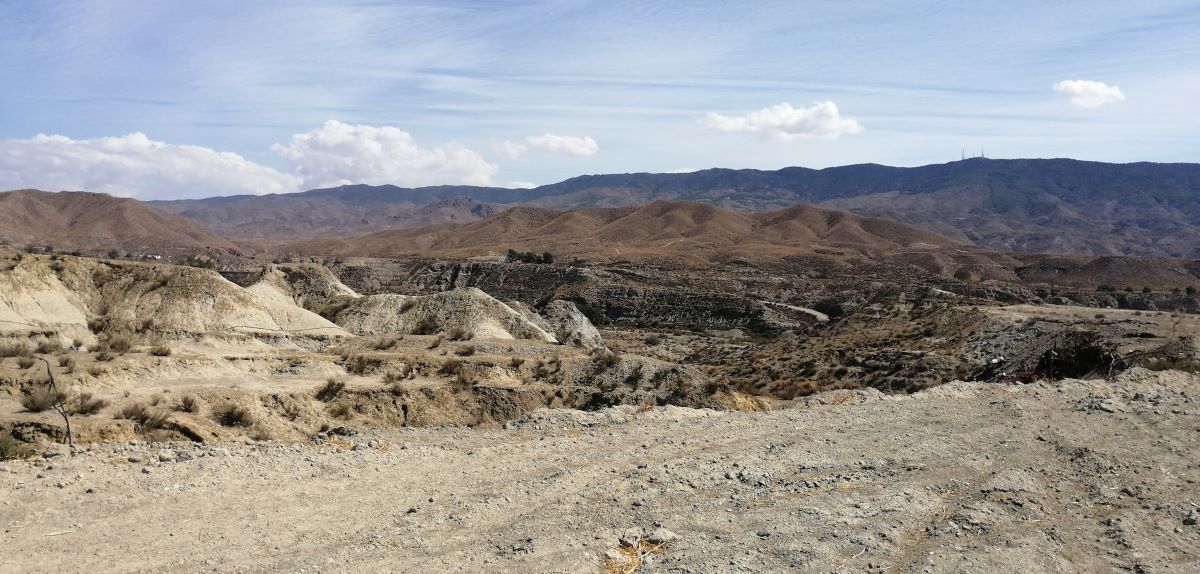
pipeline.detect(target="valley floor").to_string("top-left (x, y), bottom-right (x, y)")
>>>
top-left (3, 368), bottom-right (1198, 573)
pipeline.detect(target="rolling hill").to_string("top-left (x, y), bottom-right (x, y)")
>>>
top-left (0, 189), bottom-right (236, 255)
top-left (151, 158), bottom-right (1200, 258)
top-left (277, 200), bottom-right (962, 266)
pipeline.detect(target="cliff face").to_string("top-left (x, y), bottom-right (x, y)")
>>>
top-left (319, 258), bottom-right (782, 331)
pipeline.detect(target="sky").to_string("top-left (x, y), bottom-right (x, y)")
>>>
top-left (1, 0), bottom-right (1197, 200)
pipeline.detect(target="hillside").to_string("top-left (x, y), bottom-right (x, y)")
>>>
top-left (0, 189), bottom-right (236, 255)
top-left (278, 200), bottom-right (962, 265)
top-left (151, 188), bottom-right (504, 238)
top-left (151, 158), bottom-right (1200, 258)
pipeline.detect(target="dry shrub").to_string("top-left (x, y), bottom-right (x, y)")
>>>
top-left (447, 327), bottom-right (473, 341)
top-left (0, 340), bottom-right (33, 357)
top-left (449, 371), bottom-right (474, 392)
top-left (602, 538), bottom-right (667, 574)
top-left (20, 386), bottom-right (67, 412)
top-left (149, 345), bottom-right (172, 357)
top-left (105, 337), bottom-right (132, 353)
top-left (95, 351), bottom-right (114, 362)
top-left (344, 354), bottom-right (378, 375)
top-left (87, 366), bottom-right (106, 378)
top-left (509, 357), bottom-right (526, 368)
top-left (316, 378), bottom-right (346, 401)
top-left (117, 403), bottom-right (169, 429)
top-left (454, 345), bottom-right (476, 356)
top-left (0, 435), bottom-right (33, 461)
top-left (73, 392), bottom-right (109, 415)
top-left (439, 358), bottom-right (464, 376)
top-left (427, 335), bottom-right (444, 349)
top-left (57, 356), bottom-right (75, 369)
top-left (35, 339), bottom-right (64, 354)
top-left (213, 404), bottom-right (254, 427)
top-left (413, 316), bottom-right (439, 336)
top-left (177, 394), bottom-right (201, 413)
top-left (327, 402), bottom-right (353, 420)
top-left (16, 356), bottom-right (36, 369)
top-left (372, 338), bottom-right (398, 351)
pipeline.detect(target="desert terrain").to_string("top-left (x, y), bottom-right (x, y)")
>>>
top-left (3, 369), bottom-right (1198, 573)
top-left (2, 190), bottom-right (1200, 573)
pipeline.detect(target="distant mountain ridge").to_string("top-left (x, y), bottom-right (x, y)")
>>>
top-left (148, 158), bottom-right (1200, 258)
top-left (277, 199), bottom-right (963, 267)
top-left (0, 189), bottom-right (235, 254)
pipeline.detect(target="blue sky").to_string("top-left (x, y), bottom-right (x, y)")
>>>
top-left (1, 0), bottom-right (1197, 199)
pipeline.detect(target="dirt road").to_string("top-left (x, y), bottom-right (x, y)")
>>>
top-left (3, 368), bottom-right (1198, 573)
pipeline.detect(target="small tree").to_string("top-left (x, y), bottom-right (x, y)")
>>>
top-left (1187, 286), bottom-right (1197, 296)
top-left (34, 357), bottom-right (73, 449)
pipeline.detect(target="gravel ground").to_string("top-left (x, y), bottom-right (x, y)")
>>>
top-left (2, 368), bottom-right (1198, 573)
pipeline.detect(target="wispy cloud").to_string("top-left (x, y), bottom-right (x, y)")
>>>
top-left (496, 133), bottom-right (600, 158)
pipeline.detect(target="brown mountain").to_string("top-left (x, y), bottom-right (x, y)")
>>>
top-left (277, 200), bottom-right (962, 266)
top-left (152, 189), bottom-right (502, 238)
top-left (0, 189), bottom-right (236, 254)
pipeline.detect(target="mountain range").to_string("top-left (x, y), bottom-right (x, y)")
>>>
top-left (149, 158), bottom-right (1200, 258)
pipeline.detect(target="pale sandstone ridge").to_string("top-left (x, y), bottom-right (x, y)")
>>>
top-left (334, 288), bottom-right (555, 341)
top-left (0, 254), bottom-right (345, 339)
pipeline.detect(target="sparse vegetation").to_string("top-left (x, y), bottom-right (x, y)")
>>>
top-left (454, 345), bottom-right (476, 356)
top-left (447, 327), bottom-right (474, 341)
top-left (213, 404), bottom-right (254, 427)
top-left (328, 402), bottom-right (353, 420)
top-left (505, 249), bottom-right (554, 264)
top-left (509, 357), bottom-right (526, 368)
top-left (95, 351), bottom-right (114, 362)
top-left (1145, 358), bottom-right (1200, 373)
top-left (20, 385), bottom-right (66, 412)
top-left (439, 358), bottom-right (464, 376)
top-left (35, 339), bottom-right (64, 354)
top-left (0, 435), bottom-right (33, 461)
top-left (117, 403), bottom-right (170, 429)
top-left (177, 394), bottom-right (201, 413)
top-left (0, 340), bottom-right (33, 357)
top-left (316, 378), bottom-right (346, 401)
top-left (72, 392), bottom-right (109, 415)
top-left (149, 345), bottom-right (172, 357)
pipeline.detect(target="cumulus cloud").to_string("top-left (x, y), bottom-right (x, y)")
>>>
top-left (494, 133), bottom-right (599, 158)
top-left (272, 120), bottom-right (498, 189)
top-left (1053, 80), bottom-right (1126, 108)
top-left (0, 132), bottom-right (300, 200)
top-left (700, 101), bottom-right (863, 140)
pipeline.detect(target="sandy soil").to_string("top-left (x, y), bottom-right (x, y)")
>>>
top-left (2, 369), bottom-right (1198, 574)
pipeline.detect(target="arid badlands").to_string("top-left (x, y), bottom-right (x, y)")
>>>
top-left (3, 162), bottom-right (1200, 573)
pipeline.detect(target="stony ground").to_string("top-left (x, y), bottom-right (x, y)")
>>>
top-left (2, 368), bottom-right (1198, 574)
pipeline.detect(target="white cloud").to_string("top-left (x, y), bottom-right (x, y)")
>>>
top-left (700, 101), bottom-right (864, 140)
top-left (493, 139), bottom-right (529, 159)
top-left (0, 132), bottom-right (300, 200)
top-left (1053, 80), bottom-right (1126, 108)
top-left (494, 133), bottom-right (599, 158)
top-left (272, 120), bottom-right (498, 188)
top-left (524, 133), bottom-right (599, 156)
